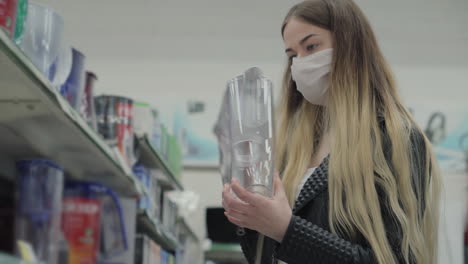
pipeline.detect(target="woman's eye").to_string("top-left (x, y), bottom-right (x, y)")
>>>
top-left (307, 44), bottom-right (318, 51)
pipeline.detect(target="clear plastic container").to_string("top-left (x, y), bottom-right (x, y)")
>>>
top-left (60, 48), bottom-right (86, 111)
top-left (15, 159), bottom-right (64, 264)
top-left (220, 67), bottom-right (275, 197)
top-left (19, 2), bottom-right (64, 77)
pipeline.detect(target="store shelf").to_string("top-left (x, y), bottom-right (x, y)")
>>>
top-left (205, 243), bottom-right (247, 263)
top-left (177, 216), bottom-right (200, 243)
top-left (137, 209), bottom-right (180, 252)
top-left (0, 29), bottom-right (142, 197)
top-left (137, 136), bottom-right (183, 191)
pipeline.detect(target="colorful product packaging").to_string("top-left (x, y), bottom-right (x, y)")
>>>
top-left (95, 95), bottom-right (135, 166)
top-left (0, 0), bottom-right (18, 37)
top-left (13, 0), bottom-right (26, 43)
top-left (62, 181), bottom-right (128, 264)
top-left (134, 102), bottom-right (154, 138)
top-left (62, 196), bottom-right (101, 264)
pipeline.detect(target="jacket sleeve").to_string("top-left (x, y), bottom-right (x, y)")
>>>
top-left (273, 215), bottom-right (377, 264)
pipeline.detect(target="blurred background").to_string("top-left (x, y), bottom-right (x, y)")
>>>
top-left (0, 0), bottom-right (466, 263)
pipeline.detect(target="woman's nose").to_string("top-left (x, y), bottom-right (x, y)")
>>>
top-left (296, 51), bottom-right (307, 58)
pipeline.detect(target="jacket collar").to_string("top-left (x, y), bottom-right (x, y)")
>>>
top-left (292, 155), bottom-right (330, 214)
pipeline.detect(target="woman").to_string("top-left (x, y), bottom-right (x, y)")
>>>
top-left (222, 0), bottom-right (441, 263)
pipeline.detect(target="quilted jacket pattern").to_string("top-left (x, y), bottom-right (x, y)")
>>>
top-left (239, 128), bottom-right (427, 264)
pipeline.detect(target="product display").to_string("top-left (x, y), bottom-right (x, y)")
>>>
top-left (13, 0), bottom-right (27, 43)
top-left (49, 40), bottom-right (72, 91)
top-left (167, 135), bottom-right (182, 179)
top-left (133, 164), bottom-right (155, 216)
top-left (151, 109), bottom-right (162, 151)
top-left (19, 2), bottom-right (64, 77)
top-left (0, 10), bottom-right (197, 263)
top-left (15, 159), bottom-right (64, 264)
top-left (162, 192), bottom-right (178, 237)
top-left (95, 95), bottom-right (135, 166)
top-left (60, 48), bottom-right (86, 110)
top-left (98, 197), bottom-right (137, 264)
top-left (83, 71), bottom-right (98, 130)
top-left (134, 102), bottom-right (154, 138)
top-left (62, 181), bottom-right (128, 264)
top-left (0, 0), bottom-right (18, 37)
top-left (216, 67), bottom-right (275, 197)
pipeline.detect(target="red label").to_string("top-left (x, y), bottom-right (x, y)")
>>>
top-left (0, 0), bottom-right (18, 36)
top-left (116, 102), bottom-right (133, 166)
top-left (62, 197), bottom-right (101, 264)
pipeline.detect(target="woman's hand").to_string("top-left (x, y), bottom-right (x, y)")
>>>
top-left (222, 173), bottom-right (292, 242)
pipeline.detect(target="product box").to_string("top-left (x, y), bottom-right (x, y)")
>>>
top-left (0, 0), bottom-right (18, 37)
top-left (62, 197), bottom-right (101, 264)
top-left (151, 109), bottom-right (162, 151)
top-left (162, 192), bottom-right (178, 236)
top-left (133, 102), bottom-right (154, 138)
top-left (161, 125), bottom-right (169, 161)
top-left (134, 164), bottom-right (157, 218)
top-left (150, 169), bottom-right (165, 222)
top-left (168, 253), bottom-right (175, 264)
top-left (160, 249), bottom-right (168, 264)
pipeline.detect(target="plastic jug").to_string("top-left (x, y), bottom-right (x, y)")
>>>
top-left (62, 181), bottom-right (128, 264)
top-left (216, 67), bottom-right (275, 197)
top-left (15, 159), bottom-right (64, 264)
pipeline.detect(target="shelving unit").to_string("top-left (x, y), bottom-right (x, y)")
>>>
top-left (137, 135), bottom-right (183, 191)
top-left (0, 29), bottom-right (142, 197)
top-left (178, 216), bottom-right (200, 244)
top-left (137, 209), bottom-right (180, 252)
top-left (0, 28), bottom-right (202, 263)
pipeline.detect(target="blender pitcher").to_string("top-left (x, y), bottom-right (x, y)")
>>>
top-left (227, 67), bottom-right (275, 197)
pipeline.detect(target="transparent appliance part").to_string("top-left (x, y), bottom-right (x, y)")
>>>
top-left (218, 67), bottom-right (275, 197)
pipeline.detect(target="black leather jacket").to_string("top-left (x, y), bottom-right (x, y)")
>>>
top-left (239, 128), bottom-right (427, 264)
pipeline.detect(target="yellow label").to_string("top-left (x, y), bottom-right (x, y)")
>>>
top-left (17, 240), bottom-right (38, 264)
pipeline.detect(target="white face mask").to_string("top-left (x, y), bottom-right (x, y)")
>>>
top-left (291, 48), bottom-right (333, 105)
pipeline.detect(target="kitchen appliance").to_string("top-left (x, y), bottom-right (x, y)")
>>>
top-left (62, 181), bottom-right (128, 264)
top-left (19, 2), bottom-right (64, 77)
top-left (215, 67), bottom-right (275, 197)
top-left (49, 40), bottom-right (73, 92)
top-left (83, 71), bottom-right (98, 130)
top-left (60, 48), bottom-right (85, 111)
top-left (15, 159), bottom-right (64, 264)
top-left (95, 95), bottom-right (135, 166)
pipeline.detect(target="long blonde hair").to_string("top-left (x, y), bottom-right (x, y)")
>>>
top-left (275, 1), bottom-right (441, 263)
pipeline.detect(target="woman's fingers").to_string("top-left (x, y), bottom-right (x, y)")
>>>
top-left (225, 208), bottom-right (247, 220)
top-left (231, 179), bottom-right (263, 206)
top-left (223, 185), bottom-right (254, 213)
top-left (225, 211), bottom-right (246, 228)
